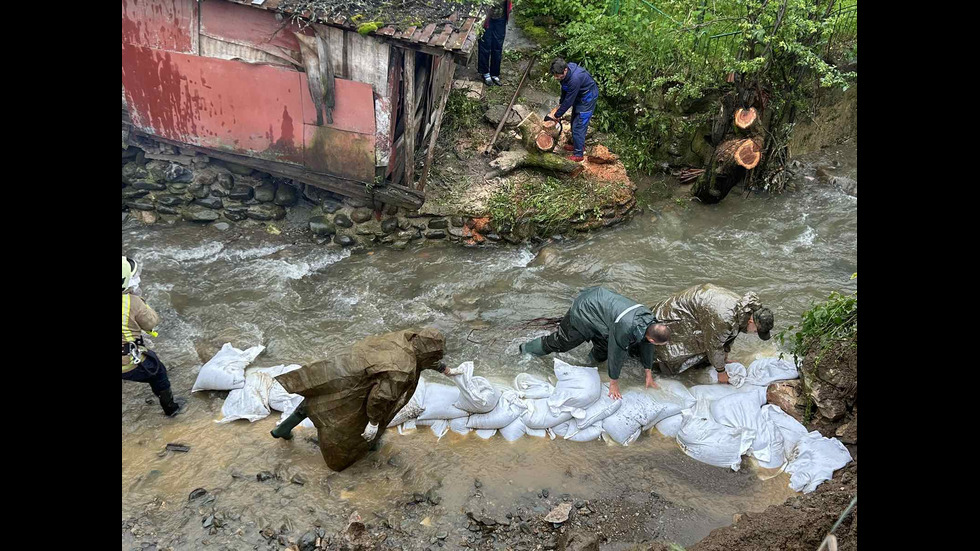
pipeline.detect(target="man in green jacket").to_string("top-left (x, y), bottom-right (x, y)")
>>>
top-left (519, 286), bottom-right (671, 399)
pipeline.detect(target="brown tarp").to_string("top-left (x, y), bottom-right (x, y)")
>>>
top-left (275, 328), bottom-right (445, 471)
top-left (651, 284), bottom-right (761, 374)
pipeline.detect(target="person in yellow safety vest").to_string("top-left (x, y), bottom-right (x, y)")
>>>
top-left (122, 256), bottom-right (183, 416)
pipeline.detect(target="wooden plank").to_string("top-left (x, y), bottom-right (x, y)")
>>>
top-left (403, 52), bottom-right (416, 189)
top-left (410, 27), bottom-right (424, 42)
top-left (378, 26), bottom-right (397, 36)
top-left (444, 32), bottom-right (461, 51)
top-left (448, 13), bottom-right (459, 23)
top-left (447, 18), bottom-right (475, 50)
top-left (418, 23), bottom-right (437, 43)
top-left (429, 25), bottom-right (454, 48)
top-left (399, 26), bottom-right (417, 40)
top-left (418, 54), bottom-right (458, 192)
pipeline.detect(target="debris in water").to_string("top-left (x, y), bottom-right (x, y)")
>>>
top-left (266, 224), bottom-right (281, 235)
top-left (188, 488), bottom-right (207, 501)
top-left (165, 443), bottom-right (190, 453)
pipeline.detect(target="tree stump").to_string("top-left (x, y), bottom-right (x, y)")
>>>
top-left (734, 107), bottom-right (758, 130)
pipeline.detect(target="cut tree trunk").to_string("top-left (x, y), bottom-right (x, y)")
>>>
top-left (735, 138), bottom-right (763, 169)
top-left (734, 107), bottom-right (757, 130)
top-left (518, 112), bottom-right (559, 153)
top-left (487, 148), bottom-right (582, 178)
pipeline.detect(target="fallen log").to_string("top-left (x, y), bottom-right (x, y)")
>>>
top-left (488, 148), bottom-right (582, 176)
top-left (735, 138), bottom-right (763, 169)
top-left (517, 112), bottom-right (559, 153)
top-left (734, 107), bottom-right (757, 130)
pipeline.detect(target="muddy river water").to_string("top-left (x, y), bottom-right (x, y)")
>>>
top-left (121, 146), bottom-right (856, 550)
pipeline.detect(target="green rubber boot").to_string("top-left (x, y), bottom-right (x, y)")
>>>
top-left (519, 338), bottom-right (547, 356)
top-left (271, 406), bottom-right (307, 441)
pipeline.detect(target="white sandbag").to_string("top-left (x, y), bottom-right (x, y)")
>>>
top-left (450, 416), bottom-right (471, 435)
top-left (547, 359), bottom-right (601, 415)
top-left (744, 357), bottom-right (799, 387)
top-left (429, 419), bottom-right (450, 439)
top-left (522, 397), bottom-right (573, 429)
top-left (655, 414), bottom-right (684, 438)
top-left (709, 388), bottom-right (784, 468)
top-left (651, 378), bottom-right (696, 405)
top-left (575, 384), bottom-right (623, 429)
top-left (525, 427), bottom-right (548, 438)
top-left (397, 418), bottom-right (417, 434)
top-left (601, 427), bottom-right (641, 446)
top-left (566, 424), bottom-right (604, 442)
top-left (253, 365), bottom-right (303, 413)
top-left (389, 378), bottom-right (428, 428)
top-left (475, 429), bottom-right (497, 439)
top-left (675, 400), bottom-right (754, 470)
top-left (600, 392), bottom-right (658, 445)
top-left (217, 371), bottom-right (275, 423)
top-left (192, 343), bottom-right (265, 392)
top-left (786, 432), bottom-right (852, 493)
top-left (514, 372), bottom-right (555, 399)
top-left (418, 382), bottom-right (470, 420)
top-left (499, 417), bottom-right (527, 441)
top-left (689, 383), bottom-right (742, 401)
top-left (763, 404), bottom-right (809, 457)
top-left (722, 362), bottom-right (747, 387)
top-left (450, 361), bottom-right (501, 414)
top-left (467, 390), bottom-right (527, 429)
top-left (549, 422), bottom-right (570, 439)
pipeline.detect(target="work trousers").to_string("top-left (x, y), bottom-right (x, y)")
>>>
top-left (121, 350), bottom-right (172, 395)
top-left (539, 312), bottom-right (608, 364)
top-left (570, 110), bottom-right (594, 157)
top-left (478, 18), bottom-right (507, 77)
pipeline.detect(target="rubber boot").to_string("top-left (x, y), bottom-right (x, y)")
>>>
top-left (519, 338), bottom-right (547, 356)
top-left (158, 388), bottom-right (184, 417)
top-left (271, 408), bottom-right (307, 440)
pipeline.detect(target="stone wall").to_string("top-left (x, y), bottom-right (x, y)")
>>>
top-left (121, 139), bottom-right (636, 247)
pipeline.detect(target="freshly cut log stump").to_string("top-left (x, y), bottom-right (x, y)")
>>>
top-left (734, 138), bottom-right (762, 169)
top-left (536, 133), bottom-right (555, 151)
top-left (734, 107), bottom-right (758, 130)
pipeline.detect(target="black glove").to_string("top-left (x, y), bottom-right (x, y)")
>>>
top-left (544, 114), bottom-right (556, 122)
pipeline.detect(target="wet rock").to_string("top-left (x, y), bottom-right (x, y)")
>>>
top-left (425, 230), bottom-right (446, 239)
top-left (223, 208), bottom-right (248, 222)
top-left (413, 492), bottom-right (427, 504)
top-left (334, 213), bottom-right (353, 228)
top-left (484, 232), bottom-right (501, 241)
top-left (767, 380), bottom-right (804, 422)
top-left (194, 196), bottom-right (223, 209)
top-left (256, 471), bottom-right (274, 482)
top-left (308, 216), bottom-right (336, 237)
top-left (351, 208), bottom-right (373, 223)
top-left (122, 187), bottom-right (150, 200)
top-left (274, 184), bottom-right (299, 206)
top-left (542, 489), bottom-right (550, 498)
top-left (322, 199), bottom-right (343, 214)
top-left (156, 195), bottom-right (187, 207)
top-left (122, 162), bottom-right (148, 184)
top-left (246, 204), bottom-right (286, 221)
top-left (449, 227), bottom-right (464, 238)
top-left (298, 530), bottom-right (317, 551)
top-left (335, 235), bottom-right (355, 247)
top-left (290, 473), bottom-right (307, 485)
top-left (188, 183), bottom-right (210, 198)
top-left (229, 184), bottom-right (254, 201)
top-left (392, 240), bottom-right (410, 250)
top-left (428, 218), bottom-right (448, 229)
top-left (126, 199), bottom-right (156, 211)
top-left (831, 176), bottom-right (857, 197)
top-left (145, 161), bottom-right (168, 182)
top-left (182, 206), bottom-right (220, 222)
top-left (344, 197), bottom-right (369, 208)
top-left (212, 222), bottom-right (230, 231)
top-left (485, 105), bottom-right (523, 127)
top-left (425, 488), bottom-right (442, 505)
top-left (355, 220), bottom-right (382, 235)
top-left (254, 182), bottom-right (277, 202)
top-left (381, 217), bottom-right (399, 234)
top-left (132, 180), bottom-right (167, 191)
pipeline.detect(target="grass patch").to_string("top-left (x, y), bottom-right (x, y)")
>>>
top-left (443, 89), bottom-right (484, 135)
top-left (486, 174), bottom-right (612, 234)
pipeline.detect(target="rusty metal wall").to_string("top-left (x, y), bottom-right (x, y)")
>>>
top-left (121, 0), bottom-right (198, 53)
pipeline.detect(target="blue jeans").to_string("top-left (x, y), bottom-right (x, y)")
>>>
top-left (121, 350), bottom-right (172, 395)
top-left (478, 18), bottom-right (507, 77)
top-left (571, 110), bottom-right (594, 156)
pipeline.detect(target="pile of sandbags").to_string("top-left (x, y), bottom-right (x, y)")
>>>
top-left (217, 363), bottom-right (309, 424)
top-left (390, 356), bottom-right (851, 494)
top-left (191, 343), bottom-right (265, 392)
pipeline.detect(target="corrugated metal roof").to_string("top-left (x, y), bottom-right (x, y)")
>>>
top-left (224, 0), bottom-right (486, 59)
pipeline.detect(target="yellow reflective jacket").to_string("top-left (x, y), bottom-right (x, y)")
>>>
top-left (122, 292), bottom-right (159, 371)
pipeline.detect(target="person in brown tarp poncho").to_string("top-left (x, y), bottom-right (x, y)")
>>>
top-left (648, 284), bottom-right (774, 384)
top-left (269, 328), bottom-right (448, 471)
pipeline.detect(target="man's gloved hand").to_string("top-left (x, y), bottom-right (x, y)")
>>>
top-left (361, 421), bottom-right (379, 441)
top-left (544, 114), bottom-right (556, 122)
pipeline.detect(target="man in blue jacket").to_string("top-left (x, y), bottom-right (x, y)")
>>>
top-left (519, 287), bottom-right (671, 400)
top-left (546, 58), bottom-right (600, 162)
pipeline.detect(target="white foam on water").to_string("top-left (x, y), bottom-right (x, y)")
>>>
top-left (139, 242), bottom-right (225, 264)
